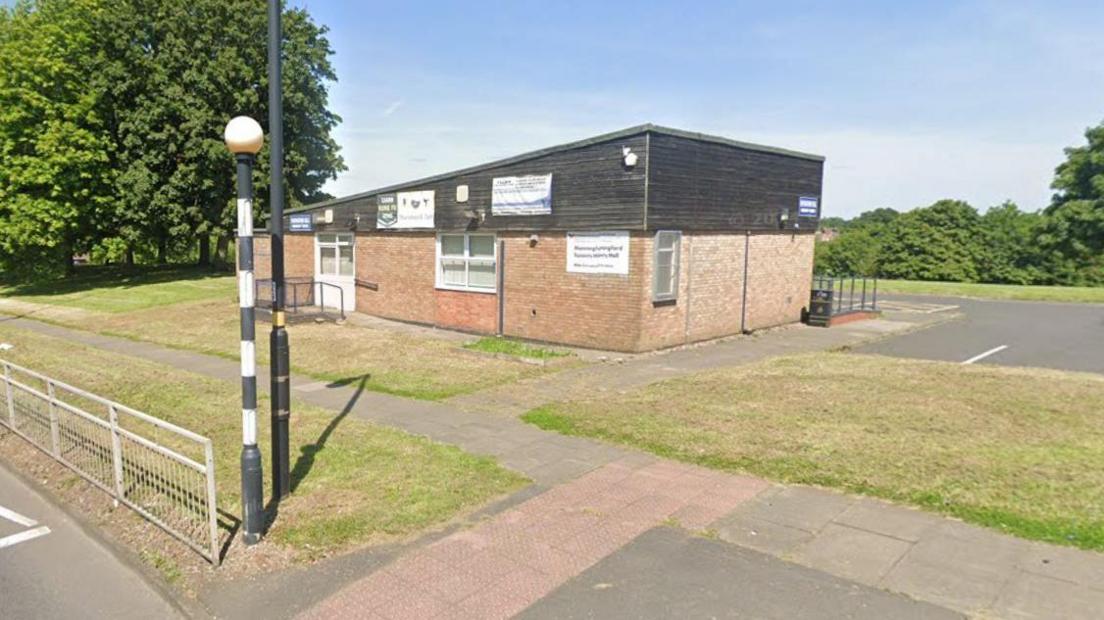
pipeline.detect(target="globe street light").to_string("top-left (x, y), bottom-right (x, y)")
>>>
top-left (224, 115), bottom-right (265, 546)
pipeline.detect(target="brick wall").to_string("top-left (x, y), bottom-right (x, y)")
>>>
top-left (253, 233), bottom-right (313, 281)
top-left (743, 232), bottom-right (814, 331)
top-left (501, 232), bottom-right (644, 351)
top-left (354, 232), bottom-right (437, 325)
top-left (265, 228), bottom-right (813, 352)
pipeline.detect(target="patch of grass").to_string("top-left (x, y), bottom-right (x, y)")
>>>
top-left (464, 337), bottom-right (570, 361)
top-left (0, 296), bottom-right (582, 401)
top-left (0, 264), bottom-right (235, 313)
top-left (876, 279), bottom-right (1104, 304)
top-left (141, 549), bottom-right (183, 585)
top-left (522, 352), bottom-right (1104, 551)
top-left (0, 325), bottom-right (528, 563)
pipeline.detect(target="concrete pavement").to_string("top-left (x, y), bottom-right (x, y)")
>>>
top-left (0, 460), bottom-right (181, 619)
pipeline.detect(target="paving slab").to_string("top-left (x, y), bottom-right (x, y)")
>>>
top-left (791, 522), bottom-right (914, 585)
top-left (992, 570), bottom-right (1104, 620)
top-left (519, 527), bottom-right (962, 620)
top-left (730, 485), bottom-right (856, 533)
top-left (714, 513), bottom-right (815, 557)
top-left (834, 496), bottom-right (943, 542)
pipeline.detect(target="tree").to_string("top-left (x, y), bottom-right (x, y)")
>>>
top-left (978, 201), bottom-right (1044, 284)
top-left (878, 200), bottom-right (988, 282)
top-left (814, 227), bottom-right (882, 276)
top-left (848, 207), bottom-right (900, 230)
top-left (1041, 121), bottom-right (1104, 285)
top-left (0, 0), bottom-right (114, 274)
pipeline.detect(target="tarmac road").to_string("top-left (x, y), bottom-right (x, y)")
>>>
top-left (0, 462), bottom-right (181, 620)
top-left (858, 295), bottom-right (1104, 373)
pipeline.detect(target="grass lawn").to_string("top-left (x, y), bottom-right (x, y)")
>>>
top-left (876, 279), bottom-right (1104, 304)
top-left (0, 264), bottom-right (235, 313)
top-left (523, 352), bottom-right (1104, 551)
top-left (464, 336), bottom-right (571, 361)
top-left (0, 324), bottom-right (528, 565)
top-left (0, 266), bottom-right (582, 400)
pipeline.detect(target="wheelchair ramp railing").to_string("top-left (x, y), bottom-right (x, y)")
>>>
top-left (0, 359), bottom-right (220, 565)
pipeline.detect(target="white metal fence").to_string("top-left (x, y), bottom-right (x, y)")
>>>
top-left (0, 359), bottom-right (220, 565)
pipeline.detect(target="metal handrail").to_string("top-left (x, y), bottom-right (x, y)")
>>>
top-left (255, 278), bottom-right (346, 320)
top-left (811, 275), bottom-right (879, 316)
top-left (0, 359), bottom-right (220, 565)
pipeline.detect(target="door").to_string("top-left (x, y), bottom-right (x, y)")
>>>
top-left (314, 233), bottom-right (356, 312)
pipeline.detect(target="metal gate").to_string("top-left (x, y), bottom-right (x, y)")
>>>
top-left (0, 360), bottom-right (220, 565)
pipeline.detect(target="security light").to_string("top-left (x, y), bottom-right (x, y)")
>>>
top-left (622, 146), bottom-right (638, 168)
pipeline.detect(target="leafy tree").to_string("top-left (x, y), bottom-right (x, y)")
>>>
top-left (0, 0), bottom-right (114, 274)
top-left (848, 207), bottom-right (900, 230)
top-left (878, 200), bottom-right (988, 282)
top-left (1041, 121), bottom-right (1104, 285)
top-left (814, 227), bottom-right (882, 276)
top-left (978, 201), bottom-right (1044, 284)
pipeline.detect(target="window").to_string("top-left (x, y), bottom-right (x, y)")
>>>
top-left (316, 233), bottom-right (353, 277)
top-left (653, 231), bottom-right (681, 302)
top-left (437, 233), bottom-right (496, 292)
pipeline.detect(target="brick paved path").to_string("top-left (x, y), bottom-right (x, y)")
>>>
top-left (300, 458), bottom-right (769, 620)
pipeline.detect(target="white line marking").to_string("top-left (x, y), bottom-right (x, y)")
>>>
top-left (0, 505), bottom-right (38, 528)
top-left (0, 525), bottom-right (50, 549)
top-left (962, 345), bottom-right (1009, 365)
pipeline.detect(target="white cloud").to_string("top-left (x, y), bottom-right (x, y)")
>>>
top-left (381, 99), bottom-right (404, 117)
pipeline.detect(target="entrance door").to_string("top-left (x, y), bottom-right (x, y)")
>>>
top-left (314, 233), bottom-right (356, 312)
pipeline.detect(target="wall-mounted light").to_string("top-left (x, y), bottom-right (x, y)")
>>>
top-left (463, 207), bottom-right (485, 225)
top-left (779, 209), bottom-right (790, 230)
top-left (529, 233), bottom-right (539, 247)
top-left (622, 146), bottom-right (638, 169)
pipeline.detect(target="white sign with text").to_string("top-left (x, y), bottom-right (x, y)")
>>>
top-left (492, 174), bottom-right (553, 215)
top-left (566, 231), bottom-right (630, 275)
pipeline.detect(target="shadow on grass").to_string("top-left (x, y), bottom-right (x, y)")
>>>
top-left (0, 263), bottom-right (230, 298)
top-left (263, 374), bottom-right (369, 533)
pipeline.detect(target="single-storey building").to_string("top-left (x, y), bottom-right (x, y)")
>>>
top-left (254, 124), bottom-right (823, 352)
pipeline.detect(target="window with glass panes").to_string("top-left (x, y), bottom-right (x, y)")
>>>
top-left (316, 233), bottom-right (354, 277)
top-left (437, 233), bottom-right (496, 292)
top-left (652, 231), bottom-right (681, 302)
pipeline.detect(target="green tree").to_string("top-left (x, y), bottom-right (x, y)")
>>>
top-left (0, 0), bottom-right (114, 274)
top-left (848, 207), bottom-right (900, 230)
top-left (978, 201), bottom-right (1044, 284)
top-left (878, 200), bottom-right (988, 282)
top-left (814, 228), bottom-right (882, 276)
top-left (1041, 121), bottom-right (1104, 285)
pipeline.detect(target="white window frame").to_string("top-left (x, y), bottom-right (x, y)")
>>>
top-left (652, 230), bottom-right (681, 302)
top-left (315, 233), bottom-right (354, 278)
top-left (435, 232), bottom-right (497, 293)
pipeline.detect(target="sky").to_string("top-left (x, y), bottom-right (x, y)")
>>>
top-left (293, 0), bottom-right (1104, 218)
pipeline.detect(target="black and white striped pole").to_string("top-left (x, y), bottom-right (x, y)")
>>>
top-left (224, 116), bottom-right (265, 545)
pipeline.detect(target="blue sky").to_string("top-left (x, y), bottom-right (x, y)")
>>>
top-left (301, 1), bottom-right (1102, 217)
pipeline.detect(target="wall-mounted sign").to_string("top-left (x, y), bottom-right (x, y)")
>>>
top-left (798, 196), bottom-right (819, 217)
top-left (377, 190), bottom-right (435, 229)
top-left (289, 213), bottom-right (313, 232)
top-left (492, 174), bottom-right (552, 216)
top-left (566, 231), bottom-right (630, 275)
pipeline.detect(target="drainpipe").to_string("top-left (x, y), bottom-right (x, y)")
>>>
top-left (740, 231), bottom-right (750, 333)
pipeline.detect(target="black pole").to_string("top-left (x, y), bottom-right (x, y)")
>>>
top-left (268, 0), bottom-right (291, 500)
top-left (235, 153), bottom-right (264, 545)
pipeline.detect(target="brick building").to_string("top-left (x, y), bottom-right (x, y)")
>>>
top-left (255, 124), bottom-right (823, 352)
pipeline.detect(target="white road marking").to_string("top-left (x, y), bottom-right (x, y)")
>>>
top-left (0, 525), bottom-right (51, 549)
top-left (962, 345), bottom-right (1009, 365)
top-left (0, 504), bottom-right (38, 528)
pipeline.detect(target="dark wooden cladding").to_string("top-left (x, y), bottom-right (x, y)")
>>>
top-left (646, 133), bottom-right (823, 232)
top-left (291, 126), bottom-right (823, 234)
top-left (300, 134), bottom-right (648, 233)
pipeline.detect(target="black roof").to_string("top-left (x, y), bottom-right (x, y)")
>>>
top-left (290, 123), bottom-right (825, 214)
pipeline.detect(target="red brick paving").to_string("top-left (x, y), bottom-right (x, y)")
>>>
top-left (299, 458), bottom-right (769, 620)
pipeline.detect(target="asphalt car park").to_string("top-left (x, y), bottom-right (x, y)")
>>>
top-left (858, 295), bottom-right (1104, 373)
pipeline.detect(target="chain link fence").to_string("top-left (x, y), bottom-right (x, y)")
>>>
top-left (0, 359), bottom-right (220, 565)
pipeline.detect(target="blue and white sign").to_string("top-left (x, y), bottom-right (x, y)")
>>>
top-left (492, 174), bottom-right (553, 216)
top-left (798, 196), bottom-right (819, 217)
top-left (289, 213), bottom-right (313, 232)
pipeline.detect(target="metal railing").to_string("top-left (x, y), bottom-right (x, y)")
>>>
top-left (811, 275), bottom-right (879, 317)
top-left (255, 277), bottom-right (346, 320)
top-left (0, 360), bottom-right (220, 565)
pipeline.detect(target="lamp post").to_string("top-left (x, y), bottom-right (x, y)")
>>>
top-left (224, 116), bottom-right (265, 545)
top-left (267, 0), bottom-right (291, 501)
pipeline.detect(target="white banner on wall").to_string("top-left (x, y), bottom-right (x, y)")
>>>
top-left (491, 174), bottom-right (552, 215)
top-left (378, 190), bottom-right (435, 229)
top-left (566, 231), bottom-right (630, 275)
